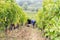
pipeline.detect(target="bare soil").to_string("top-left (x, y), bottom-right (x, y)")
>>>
top-left (0, 26), bottom-right (49, 40)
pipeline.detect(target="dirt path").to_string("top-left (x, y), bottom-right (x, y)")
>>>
top-left (6, 26), bottom-right (48, 40)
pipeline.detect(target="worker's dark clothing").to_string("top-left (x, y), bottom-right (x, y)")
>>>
top-left (27, 19), bottom-right (31, 24)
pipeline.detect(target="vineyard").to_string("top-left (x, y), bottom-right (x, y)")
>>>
top-left (0, 0), bottom-right (60, 40)
top-left (0, 0), bottom-right (27, 31)
top-left (36, 0), bottom-right (60, 40)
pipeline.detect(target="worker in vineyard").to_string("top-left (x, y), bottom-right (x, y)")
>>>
top-left (27, 19), bottom-right (31, 27)
top-left (31, 19), bottom-right (36, 28)
top-left (27, 19), bottom-right (36, 28)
